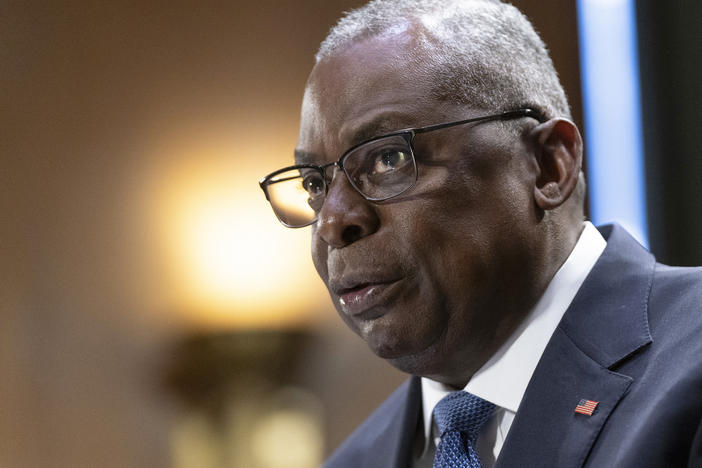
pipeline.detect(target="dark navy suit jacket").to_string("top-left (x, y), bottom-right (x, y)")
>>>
top-left (324, 225), bottom-right (702, 467)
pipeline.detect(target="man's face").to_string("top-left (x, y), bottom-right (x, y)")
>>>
top-left (297, 31), bottom-right (545, 386)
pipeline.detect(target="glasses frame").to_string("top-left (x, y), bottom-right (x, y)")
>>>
top-left (259, 108), bottom-right (545, 228)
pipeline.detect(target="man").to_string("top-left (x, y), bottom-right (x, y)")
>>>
top-left (259, 0), bottom-right (702, 466)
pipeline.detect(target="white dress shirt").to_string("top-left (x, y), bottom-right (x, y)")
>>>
top-left (413, 222), bottom-right (607, 468)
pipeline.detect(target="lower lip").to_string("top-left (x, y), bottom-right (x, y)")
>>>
top-left (338, 280), bottom-right (401, 317)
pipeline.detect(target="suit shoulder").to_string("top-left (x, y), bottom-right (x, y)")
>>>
top-left (653, 262), bottom-right (702, 286)
top-left (648, 263), bottom-right (702, 351)
top-left (650, 263), bottom-right (702, 311)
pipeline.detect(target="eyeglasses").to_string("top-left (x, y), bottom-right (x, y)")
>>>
top-left (259, 108), bottom-right (544, 228)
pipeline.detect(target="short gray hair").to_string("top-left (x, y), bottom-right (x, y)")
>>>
top-left (316, 0), bottom-right (571, 120)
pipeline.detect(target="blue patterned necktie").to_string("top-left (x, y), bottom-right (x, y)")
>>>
top-left (433, 391), bottom-right (496, 468)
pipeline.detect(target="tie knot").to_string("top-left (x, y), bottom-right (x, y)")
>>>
top-left (433, 391), bottom-right (495, 439)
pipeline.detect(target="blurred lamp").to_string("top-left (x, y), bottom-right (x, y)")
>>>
top-left (144, 132), bottom-right (329, 329)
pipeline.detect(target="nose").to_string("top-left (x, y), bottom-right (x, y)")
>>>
top-left (315, 168), bottom-right (380, 248)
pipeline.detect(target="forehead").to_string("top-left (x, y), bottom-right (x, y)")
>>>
top-left (296, 29), bottom-right (451, 163)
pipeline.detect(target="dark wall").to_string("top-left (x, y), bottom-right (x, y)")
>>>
top-left (637, 0), bottom-right (702, 266)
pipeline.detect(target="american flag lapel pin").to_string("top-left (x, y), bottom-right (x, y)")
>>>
top-left (574, 399), bottom-right (598, 416)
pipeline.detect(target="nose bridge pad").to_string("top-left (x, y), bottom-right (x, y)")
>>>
top-left (320, 162), bottom-right (365, 223)
top-left (318, 161), bottom-right (374, 246)
top-left (324, 163), bottom-right (349, 195)
top-left (324, 163), bottom-right (341, 186)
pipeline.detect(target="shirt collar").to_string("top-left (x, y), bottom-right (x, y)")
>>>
top-left (419, 221), bottom-right (607, 445)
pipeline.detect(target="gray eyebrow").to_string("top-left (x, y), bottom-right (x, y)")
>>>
top-left (293, 149), bottom-right (319, 165)
top-left (292, 114), bottom-right (415, 165)
top-left (350, 117), bottom-right (410, 146)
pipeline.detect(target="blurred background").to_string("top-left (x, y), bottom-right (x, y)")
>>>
top-left (2, 1), bottom-right (700, 467)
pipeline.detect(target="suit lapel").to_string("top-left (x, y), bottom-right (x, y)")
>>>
top-left (495, 327), bottom-right (633, 467)
top-left (496, 225), bottom-right (655, 468)
top-left (363, 376), bottom-right (422, 468)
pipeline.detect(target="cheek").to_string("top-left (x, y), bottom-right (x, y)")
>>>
top-left (310, 228), bottom-right (329, 282)
top-left (398, 190), bottom-right (506, 313)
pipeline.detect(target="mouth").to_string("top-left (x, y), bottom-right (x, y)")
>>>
top-left (334, 279), bottom-right (403, 317)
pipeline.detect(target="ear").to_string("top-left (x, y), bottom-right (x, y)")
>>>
top-left (530, 118), bottom-right (583, 210)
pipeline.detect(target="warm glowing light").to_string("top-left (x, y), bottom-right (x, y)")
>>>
top-left (251, 408), bottom-right (323, 468)
top-left (143, 129), bottom-right (330, 329)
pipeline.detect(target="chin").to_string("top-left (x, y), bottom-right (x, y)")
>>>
top-left (384, 353), bottom-right (439, 377)
top-left (374, 340), bottom-right (446, 377)
top-left (366, 336), bottom-right (408, 360)
top-left (359, 318), bottom-right (445, 373)
top-left (362, 321), bottom-right (424, 359)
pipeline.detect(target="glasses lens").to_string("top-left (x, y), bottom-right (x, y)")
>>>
top-left (343, 134), bottom-right (416, 200)
top-left (264, 168), bottom-right (325, 227)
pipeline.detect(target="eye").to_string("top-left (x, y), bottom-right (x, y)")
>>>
top-left (371, 149), bottom-right (411, 175)
top-left (301, 171), bottom-right (325, 197)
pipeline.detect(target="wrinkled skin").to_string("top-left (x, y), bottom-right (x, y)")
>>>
top-left (296, 29), bottom-right (581, 388)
